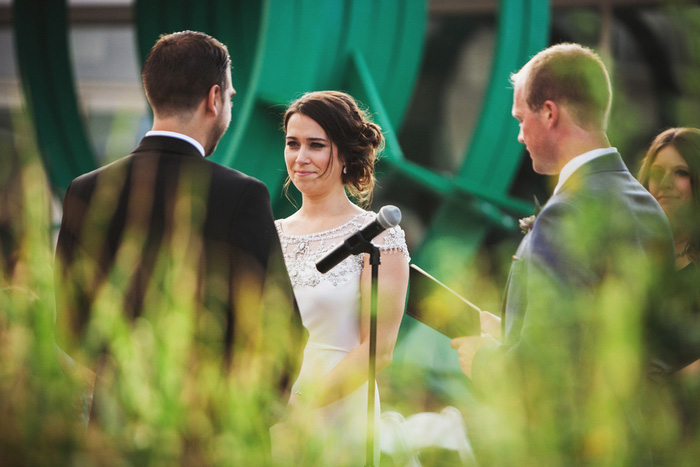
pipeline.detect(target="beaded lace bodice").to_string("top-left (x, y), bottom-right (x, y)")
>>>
top-left (275, 211), bottom-right (410, 288)
top-left (271, 210), bottom-right (409, 461)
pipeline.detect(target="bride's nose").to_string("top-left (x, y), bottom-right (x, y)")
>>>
top-left (296, 146), bottom-right (311, 164)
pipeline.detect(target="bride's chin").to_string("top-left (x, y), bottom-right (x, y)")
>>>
top-left (293, 178), bottom-right (317, 190)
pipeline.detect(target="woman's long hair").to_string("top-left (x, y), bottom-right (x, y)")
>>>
top-left (638, 127), bottom-right (700, 264)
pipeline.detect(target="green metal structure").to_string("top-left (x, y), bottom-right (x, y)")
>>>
top-left (13, 0), bottom-right (98, 191)
top-left (12, 0), bottom-right (549, 243)
top-left (12, 0), bottom-right (550, 392)
top-left (13, 0), bottom-right (549, 262)
top-left (408, 0), bottom-right (550, 272)
top-left (133, 0), bottom-right (430, 220)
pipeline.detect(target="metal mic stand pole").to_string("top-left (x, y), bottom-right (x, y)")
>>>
top-left (365, 244), bottom-right (380, 467)
top-left (315, 233), bottom-right (382, 466)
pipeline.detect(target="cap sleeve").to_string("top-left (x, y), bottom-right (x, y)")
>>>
top-left (372, 225), bottom-right (410, 261)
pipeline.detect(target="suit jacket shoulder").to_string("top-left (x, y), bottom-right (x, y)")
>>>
top-left (55, 135), bottom-right (279, 335)
top-left (496, 151), bottom-right (673, 349)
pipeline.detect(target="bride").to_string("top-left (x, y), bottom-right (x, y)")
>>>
top-left (271, 91), bottom-right (409, 465)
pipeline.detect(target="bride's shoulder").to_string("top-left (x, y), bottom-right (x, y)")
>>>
top-left (275, 212), bottom-right (302, 231)
top-left (356, 209), bottom-right (375, 221)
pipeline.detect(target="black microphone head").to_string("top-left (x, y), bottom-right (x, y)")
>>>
top-left (377, 205), bottom-right (402, 229)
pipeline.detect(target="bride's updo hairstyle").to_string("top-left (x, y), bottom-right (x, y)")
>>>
top-left (283, 90), bottom-right (384, 206)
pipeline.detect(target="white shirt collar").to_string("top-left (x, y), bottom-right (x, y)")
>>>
top-left (552, 147), bottom-right (617, 196)
top-left (145, 130), bottom-right (206, 157)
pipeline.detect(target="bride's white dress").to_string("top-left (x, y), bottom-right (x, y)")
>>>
top-left (271, 211), bottom-right (409, 465)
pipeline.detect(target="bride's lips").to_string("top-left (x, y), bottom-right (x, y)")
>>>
top-left (295, 171), bottom-right (315, 177)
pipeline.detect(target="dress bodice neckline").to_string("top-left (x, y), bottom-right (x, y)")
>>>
top-left (276, 212), bottom-right (369, 239)
top-left (275, 210), bottom-right (408, 289)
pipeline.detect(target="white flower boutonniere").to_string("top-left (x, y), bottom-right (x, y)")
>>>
top-left (518, 196), bottom-right (542, 235)
top-left (519, 215), bottom-right (536, 234)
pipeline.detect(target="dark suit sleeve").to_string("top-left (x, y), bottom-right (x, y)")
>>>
top-left (54, 180), bottom-right (92, 341)
top-left (229, 179), bottom-right (276, 269)
top-left (55, 181), bottom-right (82, 272)
top-left (226, 178), bottom-right (304, 407)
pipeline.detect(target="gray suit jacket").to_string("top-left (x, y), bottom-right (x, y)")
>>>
top-left (473, 151), bottom-right (673, 384)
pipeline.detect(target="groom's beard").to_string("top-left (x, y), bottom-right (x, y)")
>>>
top-left (205, 116), bottom-right (230, 157)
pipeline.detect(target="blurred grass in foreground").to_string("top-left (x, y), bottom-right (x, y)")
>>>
top-left (0, 111), bottom-right (299, 465)
top-left (2, 108), bottom-right (700, 465)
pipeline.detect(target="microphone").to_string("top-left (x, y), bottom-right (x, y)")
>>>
top-left (315, 205), bottom-right (402, 274)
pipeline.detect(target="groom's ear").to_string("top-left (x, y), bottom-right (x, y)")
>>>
top-left (542, 99), bottom-right (559, 129)
top-left (205, 84), bottom-right (222, 116)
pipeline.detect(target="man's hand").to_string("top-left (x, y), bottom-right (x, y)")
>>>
top-left (450, 334), bottom-right (499, 378)
top-left (480, 310), bottom-right (502, 340)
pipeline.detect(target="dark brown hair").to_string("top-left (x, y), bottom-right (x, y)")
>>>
top-left (142, 31), bottom-right (231, 117)
top-left (638, 127), bottom-right (700, 263)
top-left (511, 43), bottom-right (612, 131)
top-left (283, 91), bottom-right (383, 206)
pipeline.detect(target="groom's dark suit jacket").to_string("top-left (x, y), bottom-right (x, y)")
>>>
top-left (473, 151), bottom-right (673, 385)
top-left (55, 135), bottom-right (300, 369)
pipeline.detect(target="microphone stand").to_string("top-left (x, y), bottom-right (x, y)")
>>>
top-left (315, 227), bottom-right (384, 466)
top-left (365, 244), bottom-right (380, 467)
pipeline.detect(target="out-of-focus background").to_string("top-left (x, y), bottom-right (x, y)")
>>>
top-left (2, 0), bottom-right (700, 425)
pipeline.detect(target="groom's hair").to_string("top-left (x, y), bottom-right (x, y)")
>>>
top-left (142, 30), bottom-right (231, 118)
top-left (511, 43), bottom-right (612, 131)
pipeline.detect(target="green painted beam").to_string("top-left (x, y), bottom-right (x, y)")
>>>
top-left (458, 0), bottom-right (550, 194)
top-left (17, 0), bottom-right (555, 397)
top-left (131, 0), bottom-right (541, 263)
top-left (21, 0), bottom-right (547, 262)
top-left (346, 50), bottom-right (526, 234)
top-left (203, 0), bottom-right (429, 212)
top-left (13, 0), bottom-right (97, 194)
top-left (413, 0), bottom-right (549, 271)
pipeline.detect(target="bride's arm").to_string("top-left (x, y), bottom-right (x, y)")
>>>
top-left (293, 243), bottom-right (409, 409)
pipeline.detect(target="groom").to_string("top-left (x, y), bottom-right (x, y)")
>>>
top-left (55, 31), bottom-right (301, 410)
top-left (451, 43), bottom-right (673, 460)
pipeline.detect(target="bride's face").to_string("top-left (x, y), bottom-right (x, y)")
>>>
top-left (285, 113), bottom-right (343, 196)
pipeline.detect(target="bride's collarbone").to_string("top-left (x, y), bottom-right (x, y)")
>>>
top-left (284, 210), bottom-right (367, 236)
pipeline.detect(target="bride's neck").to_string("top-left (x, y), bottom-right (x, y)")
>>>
top-left (300, 190), bottom-right (357, 218)
top-left (289, 192), bottom-right (362, 234)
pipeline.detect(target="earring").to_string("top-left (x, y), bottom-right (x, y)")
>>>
top-left (343, 166), bottom-right (347, 175)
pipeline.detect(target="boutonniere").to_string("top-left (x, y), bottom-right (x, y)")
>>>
top-left (518, 196), bottom-right (542, 235)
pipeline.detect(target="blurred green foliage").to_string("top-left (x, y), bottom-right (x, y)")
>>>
top-left (5, 2), bottom-right (700, 460)
top-left (3, 114), bottom-right (700, 464)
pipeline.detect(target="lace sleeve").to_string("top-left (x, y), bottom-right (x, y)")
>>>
top-left (373, 225), bottom-right (410, 261)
